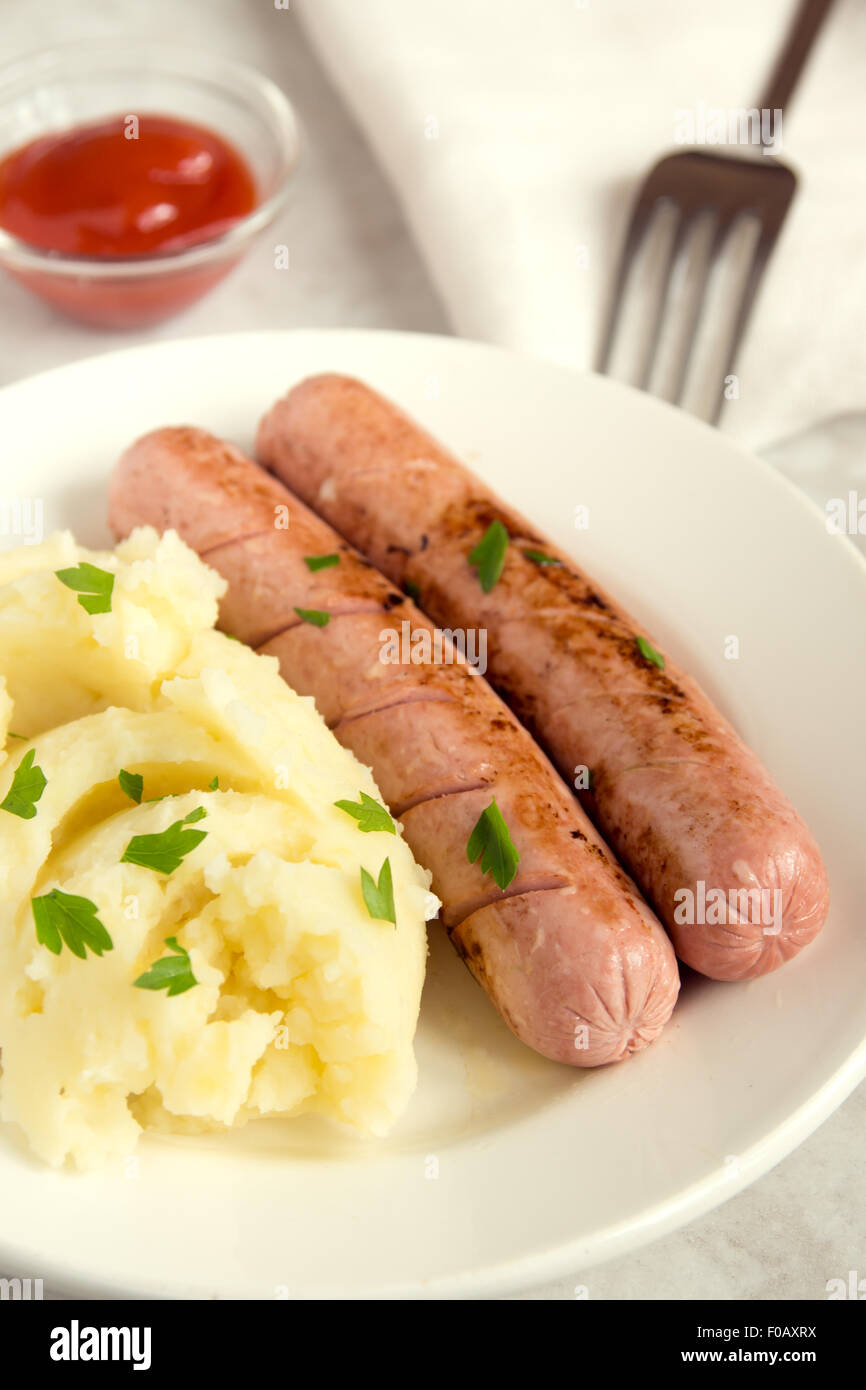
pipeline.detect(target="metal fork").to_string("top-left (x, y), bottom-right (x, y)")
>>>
top-left (596, 0), bottom-right (835, 424)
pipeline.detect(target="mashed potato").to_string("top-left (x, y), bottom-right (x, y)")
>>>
top-left (0, 529), bottom-right (436, 1169)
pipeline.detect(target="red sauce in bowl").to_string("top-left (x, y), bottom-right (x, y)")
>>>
top-left (0, 113), bottom-right (259, 326)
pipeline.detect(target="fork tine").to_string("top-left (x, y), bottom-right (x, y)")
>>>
top-left (659, 213), bottom-right (732, 409)
top-left (595, 198), bottom-right (658, 376)
top-left (650, 211), bottom-right (718, 404)
top-left (599, 151), bottom-right (797, 420)
top-left (634, 204), bottom-right (687, 392)
top-left (708, 220), bottom-right (777, 424)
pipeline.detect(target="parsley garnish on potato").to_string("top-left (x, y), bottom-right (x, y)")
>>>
top-left (32, 888), bottom-right (113, 959)
top-left (121, 808), bottom-right (208, 875)
top-left (134, 936), bottom-right (198, 996)
top-left (118, 769), bottom-right (144, 804)
top-left (55, 561), bottom-right (115, 615)
top-left (360, 858), bottom-right (396, 925)
top-left (1, 749), bottom-right (47, 820)
top-left (335, 792), bottom-right (395, 835)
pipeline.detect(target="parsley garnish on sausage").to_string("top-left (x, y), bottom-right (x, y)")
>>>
top-left (466, 798), bottom-right (520, 889)
top-left (524, 549), bottom-right (561, 567)
top-left (468, 520), bottom-right (509, 593)
top-left (304, 554), bottom-right (340, 572)
top-left (635, 636), bottom-right (665, 670)
top-left (293, 607), bottom-right (330, 627)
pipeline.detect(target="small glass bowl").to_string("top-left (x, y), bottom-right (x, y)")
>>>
top-left (0, 40), bottom-right (301, 328)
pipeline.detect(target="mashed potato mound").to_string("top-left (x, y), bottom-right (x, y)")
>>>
top-left (0, 529), bottom-right (436, 1169)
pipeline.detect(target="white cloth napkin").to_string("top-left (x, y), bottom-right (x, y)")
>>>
top-left (296, 0), bottom-right (865, 451)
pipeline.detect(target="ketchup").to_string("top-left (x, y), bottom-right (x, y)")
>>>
top-left (0, 113), bottom-right (259, 327)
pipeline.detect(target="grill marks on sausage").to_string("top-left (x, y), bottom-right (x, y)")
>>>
top-left (250, 599), bottom-right (386, 649)
top-left (255, 377), bottom-right (830, 985)
top-left (407, 499), bottom-right (699, 727)
top-left (331, 689), bottom-right (455, 732)
top-left (110, 423), bottom-right (684, 1062)
top-left (388, 777), bottom-right (493, 819)
top-left (397, 493), bottom-right (695, 709)
top-left (419, 505), bottom-right (724, 781)
top-left (200, 526), bottom-right (276, 560)
top-left (447, 877), bottom-right (573, 936)
top-left (445, 513), bottom-right (674, 682)
top-left (243, 555), bottom-right (610, 873)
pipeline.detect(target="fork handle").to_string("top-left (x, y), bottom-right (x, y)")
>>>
top-left (758, 0), bottom-right (836, 116)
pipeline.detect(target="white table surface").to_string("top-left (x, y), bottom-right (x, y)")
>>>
top-left (1, 0), bottom-right (862, 1303)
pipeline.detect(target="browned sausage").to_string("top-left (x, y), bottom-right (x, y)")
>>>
top-left (256, 375), bottom-right (830, 981)
top-left (109, 426), bottom-right (679, 1066)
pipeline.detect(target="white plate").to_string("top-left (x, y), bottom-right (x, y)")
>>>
top-left (0, 330), bottom-right (864, 1300)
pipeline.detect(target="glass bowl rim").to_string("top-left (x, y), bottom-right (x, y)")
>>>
top-left (0, 38), bottom-right (301, 276)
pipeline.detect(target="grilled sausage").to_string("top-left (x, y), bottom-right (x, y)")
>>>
top-left (256, 374), bottom-right (830, 981)
top-left (109, 427), bottom-right (680, 1066)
